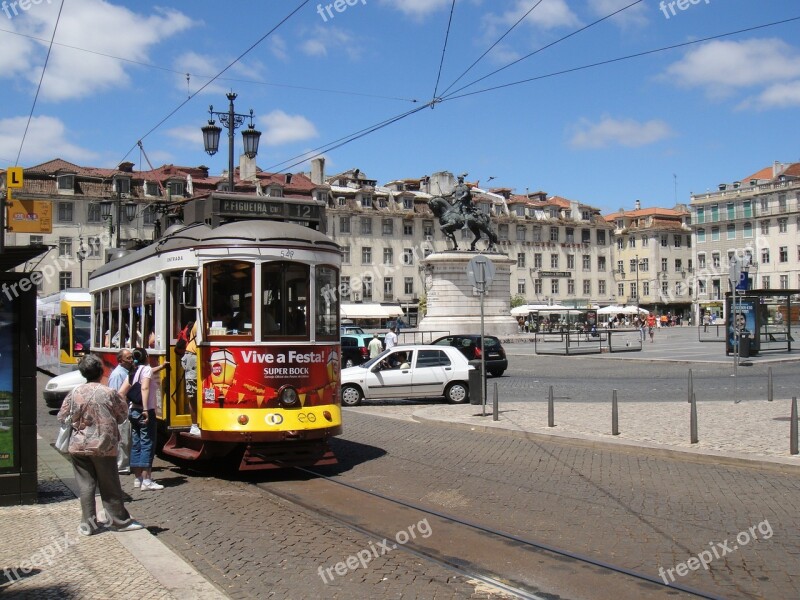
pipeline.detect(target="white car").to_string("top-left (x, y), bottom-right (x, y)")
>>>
top-left (43, 370), bottom-right (86, 409)
top-left (340, 344), bottom-right (473, 406)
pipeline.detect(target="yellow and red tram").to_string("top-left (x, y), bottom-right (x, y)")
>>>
top-left (88, 206), bottom-right (342, 470)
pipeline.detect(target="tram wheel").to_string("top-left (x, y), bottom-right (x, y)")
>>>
top-left (445, 381), bottom-right (469, 404)
top-left (341, 384), bottom-right (363, 407)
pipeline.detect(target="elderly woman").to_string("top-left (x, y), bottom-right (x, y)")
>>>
top-left (57, 354), bottom-right (144, 534)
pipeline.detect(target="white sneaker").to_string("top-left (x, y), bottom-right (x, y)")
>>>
top-left (133, 478), bottom-right (142, 489)
top-left (188, 424), bottom-right (201, 436)
top-left (114, 520), bottom-right (145, 532)
top-left (140, 480), bottom-right (164, 491)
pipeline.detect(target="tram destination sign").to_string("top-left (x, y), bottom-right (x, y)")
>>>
top-left (216, 197), bottom-right (320, 222)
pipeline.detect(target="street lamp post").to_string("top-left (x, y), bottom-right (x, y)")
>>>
top-left (201, 92), bottom-right (261, 191)
top-left (77, 235), bottom-right (87, 288)
top-left (635, 254), bottom-right (640, 307)
top-left (99, 196), bottom-right (138, 248)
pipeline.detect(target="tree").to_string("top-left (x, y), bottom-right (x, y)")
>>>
top-left (510, 294), bottom-right (526, 308)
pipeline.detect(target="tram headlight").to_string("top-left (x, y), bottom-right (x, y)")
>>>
top-left (279, 386), bottom-right (299, 408)
top-left (322, 411), bottom-right (332, 422)
top-left (237, 414), bottom-right (249, 425)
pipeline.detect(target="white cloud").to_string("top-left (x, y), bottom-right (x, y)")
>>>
top-left (587, 0), bottom-right (647, 28)
top-left (569, 116), bottom-right (673, 149)
top-left (6, 0), bottom-right (195, 101)
top-left (270, 35), bottom-right (290, 62)
top-left (165, 125), bottom-right (202, 146)
top-left (665, 38), bottom-right (800, 98)
top-left (742, 80), bottom-right (800, 110)
top-left (300, 26), bottom-right (361, 60)
top-left (377, 0), bottom-right (454, 18)
top-left (0, 115), bottom-right (98, 164)
top-left (489, 0), bottom-right (581, 31)
top-left (260, 111), bottom-right (318, 146)
top-left (172, 52), bottom-right (263, 97)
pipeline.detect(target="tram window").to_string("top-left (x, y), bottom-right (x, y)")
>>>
top-left (144, 278), bottom-right (156, 348)
top-left (315, 265), bottom-right (339, 340)
top-left (206, 261), bottom-right (254, 337)
top-left (262, 262), bottom-right (310, 338)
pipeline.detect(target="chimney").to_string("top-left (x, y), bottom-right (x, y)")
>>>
top-left (634, 199), bottom-right (641, 210)
top-left (117, 161), bottom-right (135, 173)
top-left (773, 160), bottom-right (784, 178)
top-left (239, 154), bottom-right (257, 181)
top-left (285, 173), bottom-right (293, 185)
top-left (311, 157), bottom-right (325, 185)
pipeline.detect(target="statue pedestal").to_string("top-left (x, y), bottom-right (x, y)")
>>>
top-left (418, 251), bottom-right (519, 336)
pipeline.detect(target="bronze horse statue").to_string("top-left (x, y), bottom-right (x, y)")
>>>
top-left (428, 196), bottom-right (499, 251)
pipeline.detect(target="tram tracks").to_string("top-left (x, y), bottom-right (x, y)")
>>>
top-left (254, 466), bottom-right (721, 600)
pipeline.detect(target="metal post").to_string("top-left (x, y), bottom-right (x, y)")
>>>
top-left (768, 367), bottom-right (773, 402)
top-left (115, 196), bottom-right (122, 248)
top-left (688, 368), bottom-right (693, 404)
top-left (548, 385), bottom-right (554, 427)
top-left (791, 396), bottom-right (798, 456)
top-left (612, 389), bottom-right (619, 436)
top-left (690, 392), bottom-right (698, 444)
top-left (479, 262), bottom-right (486, 417)
top-left (227, 92), bottom-right (236, 192)
top-left (0, 190), bottom-right (5, 253)
top-left (492, 382), bottom-right (498, 422)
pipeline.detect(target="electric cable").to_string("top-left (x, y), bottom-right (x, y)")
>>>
top-left (431, 0), bottom-right (457, 103)
top-left (15, 0), bottom-right (65, 166)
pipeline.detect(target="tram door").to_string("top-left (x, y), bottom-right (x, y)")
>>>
top-left (168, 276), bottom-right (196, 428)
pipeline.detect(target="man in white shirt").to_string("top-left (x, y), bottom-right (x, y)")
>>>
top-left (384, 327), bottom-right (398, 350)
top-left (368, 333), bottom-right (383, 358)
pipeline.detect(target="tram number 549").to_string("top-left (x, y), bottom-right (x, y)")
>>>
top-left (280, 249), bottom-right (295, 259)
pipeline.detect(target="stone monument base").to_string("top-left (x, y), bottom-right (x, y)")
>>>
top-left (417, 251), bottom-right (519, 337)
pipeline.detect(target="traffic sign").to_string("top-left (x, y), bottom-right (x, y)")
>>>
top-left (467, 255), bottom-right (495, 291)
top-left (6, 167), bottom-right (23, 188)
top-left (728, 256), bottom-right (741, 288)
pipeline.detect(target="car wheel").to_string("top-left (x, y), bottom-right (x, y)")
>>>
top-left (344, 357), bottom-right (356, 368)
top-left (341, 384), bottom-right (363, 407)
top-left (445, 381), bottom-right (469, 404)
top-left (489, 369), bottom-right (505, 377)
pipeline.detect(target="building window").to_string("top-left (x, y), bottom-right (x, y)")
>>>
top-left (617, 260), bottom-right (624, 273)
top-left (362, 276), bottom-right (373, 300)
top-left (761, 248), bottom-right (770, 264)
top-left (567, 255), bottom-right (575, 269)
top-left (423, 220), bottom-right (434, 236)
top-left (339, 216), bottom-right (351, 234)
top-left (141, 205), bottom-right (157, 226)
top-left (629, 236), bottom-right (636, 248)
top-left (662, 258), bottom-right (668, 272)
top-left (404, 277), bottom-right (414, 295)
top-left (516, 225), bottom-right (527, 241)
top-left (551, 279), bottom-right (559, 295)
top-left (565, 228), bottom-right (575, 243)
top-left (383, 278), bottom-right (393, 299)
top-left (534, 253), bottom-right (542, 268)
top-left (780, 275), bottom-right (788, 289)
top-left (698, 253), bottom-right (706, 269)
top-left (641, 235), bottom-right (649, 247)
top-left (167, 181), bottom-right (184, 197)
top-left (361, 194), bottom-right (372, 208)
top-left (673, 235), bottom-right (681, 247)
top-left (58, 202), bottom-right (74, 223)
top-left (630, 259), bottom-right (637, 272)
top-left (517, 253), bottom-right (525, 268)
top-left (582, 255), bottom-right (591, 271)
top-left (617, 238), bottom-right (624, 250)
top-left (743, 222), bottom-right (752, 238)
top-left (568, 279), bottom-right (575, 295)
top-left (59, 272), bottom-right (72, 290)
top-left (583, 280), bottom-right (591, 294)
top-left (640, 258), bottom-right (649, 271)
top-left (340, 277), bottom-right (351, 299)
top-left (597, 256), bottom-right (606, 271)
top-left (532, 227), bottom-right (542, 242)
top-left (145, 181), bottom-right (161, 196)
top-left (382, 218), bottom-right (393, 235)
top-left (698, 280), bottom-right (706, 295)
top-left (598, 280), bottom-right (606, 295)
top-left (643, 281), bottom-right (650, 296)
top-left (581, 229), bottom-right (591, 243)
top-left (726, 224), bottom-right (735, 240)
top-left (711, 253), bottom-right (720, 268)
top-left (762, 275), bottom-right (770, 289)
top-left (550, 227), bottom-right (559, 242)
top-left (87, 236), bottom-right (101, 258)
top-left (711, 227), bottom-right (720, 241)
top-left (403, 197), bottom-right (413, 210)
top-left (342, 245), bottom-right (350, 264)
top-left (361, 247), bottom-right (372, 265)
top-left (618, 283), bottom-right (624, 297)
top-left (697, 228), bottom-right (705, 243)
top-left (675, 259), bottom-right (682, 272)
top-left (403, 248), bottom-right (414, 265)
top-left (87, 203), bottom-right (102, 223)
top-left (30, 235), bottom-right (43, 246)
top-left (57, 174), bottom-right (74, 192)
top-left (778, 218), bottom-right (788, 233)
top-left (403, 221), bottom-right (413, 236)
top-left (661, 281), bottom-right (669, 296)
top-left (597, 230), bottom-right (606, 245)
top-left (550, 254), bottom-right (559, 268)
top-left (535, 279), bottom-right (543, 294)
top-left (661, 235), bottom-right (668, 247)
top-left (360, 217), bottom-right (372, 234)
top-left (383, 248), bottom-right (393, 265)
top-left (630, 282), bottom-right (637, 299)
top-left (760, 220), bottom-right (770, 235)
top-left (58, 237), bottom-right (72, 257)
top-left (779, 246), bottom-right (788, 262)
top-left (696, 207), bottom-right (705, 224)
top-left (114, 177), bottom-right (131, 195)
top-left (518, 279), bottom-right (526, 295)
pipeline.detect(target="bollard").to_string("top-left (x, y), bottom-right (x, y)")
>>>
top-left (688, 369), bottom-right (693, 404)
top-left (612, 389), bottom-right (619, 436)
top-left (690, 392), bottom-right (698, 444)
top-left (768, 367), bottom-right (773, 402)
top-left (492, 382), bottom-right (499, 422)
top-left (791, 396), bottom-right (798, 456)
top-left (548, 385), bottom-right (554, 428)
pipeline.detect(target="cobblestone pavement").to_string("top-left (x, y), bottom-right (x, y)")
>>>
top-left (329, 411), bottom-right (800, 600)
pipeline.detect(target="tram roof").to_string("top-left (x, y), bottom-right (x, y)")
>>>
top-left (90, 219), bottom-right (340, 280)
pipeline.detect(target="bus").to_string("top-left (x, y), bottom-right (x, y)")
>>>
top-left (36, 289), bottom-right (92, 375)
top-left (88, 198), bottom-right (342, 471)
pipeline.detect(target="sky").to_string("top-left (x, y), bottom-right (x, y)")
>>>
top-left (1, 0), bottom-right (799, 213)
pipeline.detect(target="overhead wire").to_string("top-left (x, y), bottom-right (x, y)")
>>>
top-left (441, 0), bottom-right (645, 101)
top-left (431, 0), bottom-right (457, 103)
top-left (15, 0), bottom-right (65, 166)
top-left (440, 15), bottom-right (800, 102)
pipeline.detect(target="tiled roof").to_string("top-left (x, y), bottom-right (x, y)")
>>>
top-left (604, 207), bottom-right (686, 221)
top-left (741, 166), bottom-right (773, 182)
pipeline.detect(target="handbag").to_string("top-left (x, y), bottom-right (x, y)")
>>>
top-left (55, 395), bottom-right (73, 453)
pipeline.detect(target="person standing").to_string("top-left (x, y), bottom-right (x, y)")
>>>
top-left (368, 332), bottom-right (383, 359)
top-left (646, 312), bottom-right (657, 343)
top-left (121, 347), bottom-right (168, 491)
top-left (108, 348), bottom-right (134, 475)
top-left (384, 326), bottom-right (398, 350)
top-left (57, 355), bottom-right (144, 534)
top-left (180, 322), bottom-right (201, 436)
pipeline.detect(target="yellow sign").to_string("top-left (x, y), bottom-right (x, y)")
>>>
top-left (6, 196), bottom-right (52, 233)
top-left (6, 167), bottom-right (23, 188)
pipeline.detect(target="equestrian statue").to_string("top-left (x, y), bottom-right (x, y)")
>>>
top-left (427, 173), bottom-right (499, 251)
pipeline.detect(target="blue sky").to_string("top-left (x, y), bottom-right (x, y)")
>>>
top-left (1, 0), bottom-right (799, 213)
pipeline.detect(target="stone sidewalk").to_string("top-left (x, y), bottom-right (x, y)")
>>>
top-left (0, 439), bottom-right (225, 599)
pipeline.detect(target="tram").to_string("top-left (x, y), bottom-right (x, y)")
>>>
top-left (36, 289), bottom-right (92, 374)
top-left (88, 193), bottom-right (342, 470)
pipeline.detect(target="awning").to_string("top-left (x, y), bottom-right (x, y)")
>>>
top-left (0, 245), bottom-right (49, 271)
top-left (510, 304), bottom-right (569, 317)
top-left (340, 303), bottom-right (403, 319)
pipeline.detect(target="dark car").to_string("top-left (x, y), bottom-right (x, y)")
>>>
top-left (341, 334), bottom-right (384, 368)
top-left (430, 334), bottom-right (508, 377)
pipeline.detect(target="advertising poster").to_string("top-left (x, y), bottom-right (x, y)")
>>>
top-left (201, 345), bottom-right (340, 409)
top-left (0, 294), bottom-right (15, 469)
top-left (726, 297), bottom-right (757, 355)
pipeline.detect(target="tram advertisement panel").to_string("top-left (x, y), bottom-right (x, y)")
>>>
top-left (201, 345), bottom-right (340, 409)
top-left (725, 296), bottom-right (757, 355)
top-left (0, 293), bottom-right (15, 469)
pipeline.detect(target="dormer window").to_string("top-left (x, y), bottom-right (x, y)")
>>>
top-left (361, 194), bottom-right (372, 207)
top-left (378, 198), bottom-right (387, 208)
top-left (402, 197), bottom-right (413, 210)
top-left (57, 174), bottom-right (75, 194)
top-left (268, 186), bottom-right (283, 198)
top-left (167, 180), bottom-right (184, 197)
top-left (114, 177), bottom-right (131, 195)
top-left (145, 181), bottom-right (161, 196)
